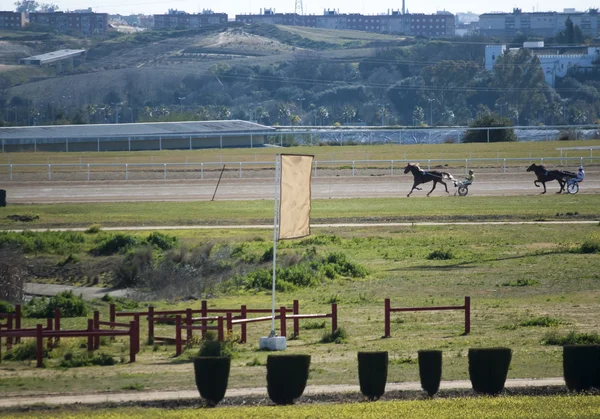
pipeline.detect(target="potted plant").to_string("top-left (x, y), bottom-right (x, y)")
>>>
top-left (468, 347), bottom-right (512, 395)
top-left (418, 350), bottom-right (442, 397)
top-left (357, 351), bottom-right (388, 401)
top-left (266, 354), bottom-right (311, 405)
top-left (193, 335), bottom-right (231, 407)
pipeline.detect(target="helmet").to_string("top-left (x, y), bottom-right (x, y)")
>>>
top-left (468, 170), bottom-right (474, 174)
top-left (579, 166), bottom-right (584, 170)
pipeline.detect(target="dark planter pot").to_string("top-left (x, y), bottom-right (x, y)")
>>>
top-left (193, 356), bottom-right (231, 407)
top-left (468, 348), bottom-right (512, 395)
top-left (418, 350), bottom-right (442, 397)
top-left (0, 189), bottom-right (5, 207)
top-left (563, 345), bottom-right (600, 392)
top-left (267, 354), bottom-right (311, 405)
top-left (357, 351), bottom-right (388, 401)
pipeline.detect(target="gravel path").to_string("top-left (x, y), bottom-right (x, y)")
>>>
top-left (0, 378), bottom-right (565, 408)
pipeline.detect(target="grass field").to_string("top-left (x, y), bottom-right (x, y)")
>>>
top-left (2, 141), bottom-right (599, 165)
top-left (1, 221), bottom-right (599, 396)
top-left (2, 395), bottom-right (600, 418)
top-left (1, 195), bottom-right (599, 228)
top-left (276, 25), bottom-right (407, 45)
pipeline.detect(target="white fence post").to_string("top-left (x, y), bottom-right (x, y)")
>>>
top-left (391, 160), bottom-right (394, 176)
top-left (503, 159), bottom-right (506, 173)
top-left (9, 164), bottom-right (12, 181)
top-left (465, 159), bottom-right (468, 175)
top-left (164, 163), bottom-right (167, 180)
top-left (314, 160), bottom-right (317, 178)
top-left (352, 161), bottom-right (355, 176)
top-left (87, 164), bottom-right (90, 181)
top-left (201, 163), bottom-right (204, 179)
top-left (126, 164), bottom-right (128, 181)
top-left (48, 164), bottom-right (51, 180)
top-left (428, 160), bottom-right (431, 170)
top-left (239, 162), bottom-right (242, 178)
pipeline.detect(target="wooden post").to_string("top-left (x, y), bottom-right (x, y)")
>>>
top-left (279, 306), bottom-right (286, 337)
top-left (87, 319), bottom-right (94, 352)
top-left (226, 312), bottom-right (233, 335)
top-left (240, 305), bottom-right (247, 344)
top-left (15, 304), bottom-right (21, 344)
top-left (93, 311), bottom-right (100, 349)
top-left (293, 300), bottom-right (300, 337)
top-left (54, 308), bottom-right (61, 344)
top-left (109, 304), bottom-right (116, 342)
top-left (148, 306), bottom-right (155, 343)
top-left (384, 298), bottom-right (391, 338)
top-left (331, 303), bottom-right (338, 333)
top-left (465, 296), bottom-right (471, 335)
top-left (217, 316), bottom-right (224, 342)
top-left (46, 318), bottom-right (53, 349)
top-left (201, 300), bottom-right (207, 339)
top-left (186, 308), bottom-right (192, 343)
top-left (36, 324), bottom-right (43, 368)
top-left (134, 318), bottom-right (140, 354)
top-left (6, 315), bottom-right (12, 349)
top-left (129, 321), bottom-right (136, 363)
top-left (175, 315), bottom-right (182, 356)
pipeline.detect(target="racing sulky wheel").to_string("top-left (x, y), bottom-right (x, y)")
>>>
top-left (458, 185), bottom-right (469, 196)
top-left (567, 182), bottom-right (579, 195)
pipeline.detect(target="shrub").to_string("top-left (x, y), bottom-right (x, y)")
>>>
top-left (198, 333), bottom-right (238, 358)
top-left (580, 236), bottom-right (600, 254)
top-left (24, 291), bottom-right (88, 318)
top-left (463, 114), bottom-right (516, 143)
top-left (418, 350), bottom-right (442, 397)
top-left (193, 356), bottom-right (231, 406)
top-left (60, 352), bottom-right (116, 368)
top-left (56, 254), bottom-right (79, 267)
top-left (358, 351), bottom-right (388, 401)
top-left (92, 234), bottom-right (139, 255)
top-left (0, 300), bottom-right (14, 313)
top-left (145, 232), bottom-right (178, 250)
top-left (427, 249), bottom-right (454, 260)
top-left (563, 345), bottom-right (600, 392)
top-left (320, 327), bottom-right (348, 344)
top-left (85, 224), bottom-right (102, 234)
top-left (267, 354), bottom-right (311, 405)
top-left (468, 348), bottom-right (512, 395)
top-left (321, 252), bottom-right (368, 278)
top-left (542, 331), bottom-right (600, 346)
top-left (520, 316), bottom-right (560, 327)
top-left (2, 339), bottom-right (46, 361)
top-left (302, 320), bottom-right (326, 330)
top-left (0, 231), bottom-right (85, 254)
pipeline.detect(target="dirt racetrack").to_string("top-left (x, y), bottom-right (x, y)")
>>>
top-left (4, 172), bottom-right (598, 203)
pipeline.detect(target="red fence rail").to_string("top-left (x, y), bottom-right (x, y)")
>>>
top-left (384, 297), bottom-right (470, 338)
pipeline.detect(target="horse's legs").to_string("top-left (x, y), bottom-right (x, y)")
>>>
top-left (557, 180), bottom-right (565, 194)
top-left (534, 180), bottom-right (540, 188)
top-left (407, 181), bottom-right (419, 197)
top-left (541, 181), bottom-right (547, 194)
top-left (440, 180), bottom-right (449, 194)
top-left (427, 181), bottom-right (437, 197)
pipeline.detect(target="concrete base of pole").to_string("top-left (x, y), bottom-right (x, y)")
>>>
top-left (259, 336), bottom-right (287, 351)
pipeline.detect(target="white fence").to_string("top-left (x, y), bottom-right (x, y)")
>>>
top-left (0, 156), bottom-right (596, 182)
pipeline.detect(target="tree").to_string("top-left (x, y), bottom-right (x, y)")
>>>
top-left (412, 106), bottom-right (424, 126)
top-left (316, 106), bottom-right (329, 125)
top-left (14, 0), bottom-right (38, 12)
top-left (556, 17), bottom-right (584, 44)
top-left (341, 105), bottom-right (356, 124)
top-left (463, 113), bottom-right (516, 143)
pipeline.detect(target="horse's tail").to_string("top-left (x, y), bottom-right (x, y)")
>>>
top-left (441, 172), bottom-right (456, 181)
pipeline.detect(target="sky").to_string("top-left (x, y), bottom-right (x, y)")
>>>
top-left (3, 0), bottom-right (596, 17)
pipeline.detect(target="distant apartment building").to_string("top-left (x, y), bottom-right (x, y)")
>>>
top-left (479, 8), bottom-right (600, 39)
top-left (29, 12), bottom-right (108, 36)
top-left (154, 9), bottom-right (227, 29)
top-left (485, 41), bottom-right (600, 87)
top-left (235, 9), bottom-right (455, 37)
top-left (0, 11), bottom-right (25, 30)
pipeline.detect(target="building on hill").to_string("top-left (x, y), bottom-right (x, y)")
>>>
top-left (479, 8), bottom-right (600, 39)
top-left (153, 9), bottom-right (228, 29)
top-left (485, 41), bottom-right (600, 87)
top-left (29, 11), bottom-right (108, 36)
top-left (0, 11), bottom-right (25, 30)
top-left (235, 9), bottom-right (455, 37)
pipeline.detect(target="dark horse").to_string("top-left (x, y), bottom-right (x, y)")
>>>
top-left (404, 163), bottom-right (456, 197)
top-left (526, 163), bottom-right (576, 194)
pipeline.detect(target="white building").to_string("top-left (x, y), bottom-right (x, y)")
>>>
top-left (485, 42), bottom-right (600, 87)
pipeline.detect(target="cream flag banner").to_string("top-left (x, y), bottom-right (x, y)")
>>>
top-left (278, 154), bottom-right (314, 240)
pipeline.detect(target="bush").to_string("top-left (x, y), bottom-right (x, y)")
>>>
top-left (267, 354), bottom-right (311, 405)
top-left (418, 350), bottom-right (442, 397)
top-left (92, 234), bottom-right (140, 256)
top-left (463, 114), bottom-right (516, 143)
top-left (24, 291), bottom-right (88, 318)
top-left (563, 345), bottom-right (600, 392)
top-left (580, 236), bottom-right (600, 254)
top-left (0, 300), bottom-right (14, 313)
top-left (198, 333), bottom-right (238, 358)
top-left (2, 339), bottom-right (46, 361)
top-left (358, 351), bottom-right (388, 401)
top-left (320, 327), bottom-right (348, 344)
top-left (427, 249), bottom-right (454, 260)
top-left (60, 352), bottom-right (116, 368)
top-left (321, 252), bottom-right (368, 279)
top-left (85, 224), bottom-right (102, 234)
top-left (0, 231), bottom-right (85, 254)
top-left (520, 316), bottom-right (560, 327)
top-left (145, 232), bottom-right (178, 250)
top-left (193, 356), bottom-right (231, 406)
top-left (468, 348), bottom-right (512, 395)
top-left (302, 320), bottom-right (326, 330)
top-left (542, 331), bottom-right (600, 346)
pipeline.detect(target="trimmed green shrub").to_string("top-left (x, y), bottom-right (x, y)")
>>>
top-left (266, 354), bottom-right (311, 405)
top-left (320, 327), bottom-right (348, 344)
top-left (92, 234), bottom-right (139, 255)
top-left (427, 249), bottom-right (454, 260)
top-left (24, 291), bottom-right (88, 318)
top-left (418, 350), bottom-right (442, 397)
top-left (145, 232), bottom-right (178, 250)
top-left (468, 348), bottom-right (512, 395)
top-left (0, 300), bottom-right (14, 313)
top-left (563, 345), bottom-right (600, 392)
top-left (357, 351), bottom-right (388, 401)
top-left (194, 356), bottom-right (231, 406)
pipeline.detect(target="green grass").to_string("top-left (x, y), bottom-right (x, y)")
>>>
top-left (2, 395), bottom-right (600, 418)
top-left (1, 195), bottom-right (599, 228)
top-left (276, 25), bottom-right (408, 45)
top-left (1, 140), bottom-right (599, 165)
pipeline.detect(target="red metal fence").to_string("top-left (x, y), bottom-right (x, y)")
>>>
top-left (384, 297), bottom-right (470, 338)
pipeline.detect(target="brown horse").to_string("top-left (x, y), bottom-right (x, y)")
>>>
top-left (404, 163), bottom-right (456, 197)
top-left (526, 164), bottom-right (576, 194)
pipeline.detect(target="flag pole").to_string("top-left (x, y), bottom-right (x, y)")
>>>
top-left (270, 154), bottom-right (280, 337)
